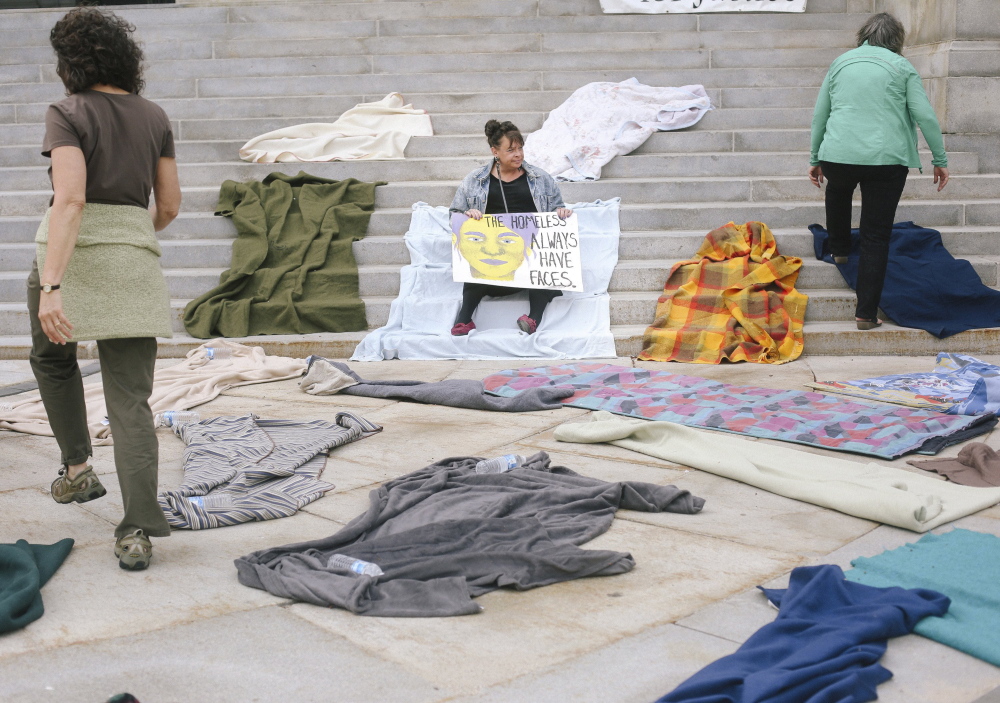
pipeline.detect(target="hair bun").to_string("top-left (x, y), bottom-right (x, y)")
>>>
top-left (484, 119), bottom-right (502, 139)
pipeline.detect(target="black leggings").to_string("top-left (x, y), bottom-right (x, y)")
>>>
top-left (820, 160), bottom-right (909, 321)
top-left (455, 283), bottom-right (562, 325)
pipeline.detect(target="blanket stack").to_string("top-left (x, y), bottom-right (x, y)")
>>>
top-left (639, 221), bottom-right (807, 364)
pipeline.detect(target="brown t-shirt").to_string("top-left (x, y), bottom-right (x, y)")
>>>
top-left (42, 89), bottom-right (175, 209)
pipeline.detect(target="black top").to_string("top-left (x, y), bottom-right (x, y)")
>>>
top-left (485, 170), bottom-right (536, 214)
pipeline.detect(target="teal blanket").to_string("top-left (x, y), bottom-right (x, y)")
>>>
top-left (0, 538), bottom-right (74, 633)
top-left (846, 529), bottom-right (1000, 666)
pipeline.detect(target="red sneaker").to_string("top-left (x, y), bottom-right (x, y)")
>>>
top-left (516, 315), bottom-right (538, 334)
top-left (451, 321), bottom-right (476, 336)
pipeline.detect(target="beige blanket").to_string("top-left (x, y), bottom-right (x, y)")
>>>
top-left (239, 93), bottom-right (433, 163)
top-left (554, 411), bottom-right (1000, 532)
top-left (0, 340), bottom-right (305, 445)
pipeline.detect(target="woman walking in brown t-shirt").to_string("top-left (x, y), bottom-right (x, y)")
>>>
top-left (30, 8), bottom-right (181, 570)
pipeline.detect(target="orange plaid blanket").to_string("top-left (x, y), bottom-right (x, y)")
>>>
top-left (639, 221), bottom-right (807, 364)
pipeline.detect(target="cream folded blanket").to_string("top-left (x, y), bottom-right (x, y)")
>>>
top-left (0, 340), bottom-right (305, 445)
top-left (239, 92), bottom-right (433, 163)
top-left (554, 411), bottom-right (1000, 532)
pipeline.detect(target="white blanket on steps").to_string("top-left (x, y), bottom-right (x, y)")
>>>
top-left (351, 200), bottom-right (620, 361)
top-left (524, 78), bottom-right (712, 181)
top-left (239, 93), bottom-right (434, 163)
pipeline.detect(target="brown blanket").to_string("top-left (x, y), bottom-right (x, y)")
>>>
top-left (908, 442), bottom-right (1000, 488)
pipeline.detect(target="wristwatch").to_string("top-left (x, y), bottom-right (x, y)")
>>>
top-left (41, 284), bottom-right (60, 294)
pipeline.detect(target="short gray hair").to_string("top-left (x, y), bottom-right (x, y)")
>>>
top-left (857, 12), bottom-right (906, 54)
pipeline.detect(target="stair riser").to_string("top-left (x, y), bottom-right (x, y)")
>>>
top-left (0, 13), bottom-right (866, 49)
top-left (175, 113), bottom-right (545, 142)
top-left (613, 202), bottom-right (971, 233)
top-left (601, 152), bottom-right (978, 179)
top-left (347, 204), bottom-right (990, 238)
top-left (11, 150), bottom-right (976, 196)
top-left (0, 28), bottom-right (855, 67)
top-left (2, 49), bottom-right (833, 86)
top-left (0, 128), bottom-right (825, 166)
top-left (0, 291), bottom-right (911, 337)
top-left (6, 257), bottom-right (993, 310)
top-left (211, 29), bottom-right (855, 60)
top-left (0, 21), bottom-right (380, 49)
top-left (801, 328), bottom-right (1000, 356)
top-left (0, 80), bottom-right (197, 105)
top-left (0, 103), bottom-right (813, 136)
top-left (193, 67), bottom-right (827, 101)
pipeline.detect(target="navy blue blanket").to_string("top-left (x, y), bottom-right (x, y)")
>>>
top-left (655, 564), bottom-right (949, 703)
top-left (811, 221), bottom-right (1000, 338)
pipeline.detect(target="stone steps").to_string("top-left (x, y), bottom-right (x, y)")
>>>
top-left (0, 29), bottom-right (860, 66)
top-left (0, 127), bottom-right (955, 165)
top-left (0, 151), bottom-right (975, 195)
top-left (1, 318), bottom-right (997, 361)
top-left (2, 280), bottom-right (992, 337)
top-left (0, 0), bottom-right (995, 356)
top-left (1, 104), bottom-right (821, 139)
top-left (2, 48), bottom-right (855, 86)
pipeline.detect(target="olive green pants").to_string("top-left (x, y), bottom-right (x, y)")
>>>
top-left (27, 263), bottom-right (170, 539)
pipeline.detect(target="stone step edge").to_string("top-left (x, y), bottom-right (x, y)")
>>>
top-left (0, 107), bottom-right (815, 129)
top-left (0, 259), bottom-right (997, 282)
top-left (0, 320), bottom-right (996, 361)
top-left (8, 150), bottom-right (969, 172)
top-left (2, 219), bottom-right (997, 236)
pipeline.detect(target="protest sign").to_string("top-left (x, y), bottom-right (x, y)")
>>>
top-left (600, 0), bottom-right (806, 13)
top-left (450, 211), bottom-right (583, 292)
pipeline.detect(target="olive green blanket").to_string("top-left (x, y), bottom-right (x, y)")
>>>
top-left (184, 172), bottom-right (384, 338)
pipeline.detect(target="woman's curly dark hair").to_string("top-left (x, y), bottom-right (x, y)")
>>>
top-left (50, 7), bottom-right (145, 95)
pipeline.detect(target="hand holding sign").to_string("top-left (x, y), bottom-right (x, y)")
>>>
top-left (450, 211), bottom-right (583, 292)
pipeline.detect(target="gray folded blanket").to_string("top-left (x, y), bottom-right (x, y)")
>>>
top-left (300, 357), bottom-right (574, 412)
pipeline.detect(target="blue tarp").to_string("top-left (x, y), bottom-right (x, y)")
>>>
top-left (810, 221), bottom-right (1000, 338)
top-left (656, 564), bottom-right (949, 703)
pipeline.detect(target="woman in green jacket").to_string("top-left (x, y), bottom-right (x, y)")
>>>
top-left (808, 12), bottom-right (949, 330)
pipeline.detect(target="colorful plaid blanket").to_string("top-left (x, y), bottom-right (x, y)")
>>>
top-left (809, 353), bottom-right (1000, 416)
top-left (483, 363), bottom-right (995, 459)
top-left (639, 221), bottom-right (807, 364)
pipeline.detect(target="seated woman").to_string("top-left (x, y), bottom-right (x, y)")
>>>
top-left (449, 119), bottom-right (573, 336)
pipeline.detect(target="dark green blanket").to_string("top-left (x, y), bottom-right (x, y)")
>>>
top-left (184, 172), bottom-right (384, 338)
top-left (0, 538), bottom-right (74, 634)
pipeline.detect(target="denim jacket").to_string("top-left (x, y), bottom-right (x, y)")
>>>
top-left (449, 161), bottom-right (566, 214)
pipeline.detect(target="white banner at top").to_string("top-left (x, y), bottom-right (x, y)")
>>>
top-left (600, 0), bottom-right (806, 13)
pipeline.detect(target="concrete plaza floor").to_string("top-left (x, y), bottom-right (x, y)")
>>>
top-left (0, 354), bottom-right (999, 703)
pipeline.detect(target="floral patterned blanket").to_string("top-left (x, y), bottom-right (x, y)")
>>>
top-left (523, 78), bottom-right (712, 181)
top-left (484, 363), bottom-right (995, 459)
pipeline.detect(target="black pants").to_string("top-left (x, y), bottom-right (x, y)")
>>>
top-left (820, 161), bottom-right (909, 321)
top-left (455, 283), bottom-right (562, 326)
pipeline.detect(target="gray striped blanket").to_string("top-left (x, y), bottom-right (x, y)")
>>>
top-left (158, 412), bottom-right (381, 530)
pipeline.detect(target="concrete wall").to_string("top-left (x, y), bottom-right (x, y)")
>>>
top-left (875, 0), bottom-right (1000, 168)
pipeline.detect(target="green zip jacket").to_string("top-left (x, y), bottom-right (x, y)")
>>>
top-left (810, 42), bottom-right (947, 171)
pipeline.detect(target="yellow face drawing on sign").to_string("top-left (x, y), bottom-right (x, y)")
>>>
top-left (453, 216), bottom-right (534, 282)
